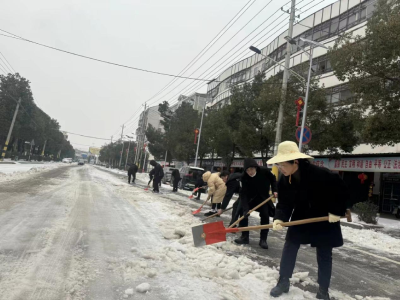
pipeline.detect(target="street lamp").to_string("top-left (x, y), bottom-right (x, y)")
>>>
top-left (284, 36), bottom-right (328, 152)
top-left (249, 46), bottom-right (306, 83)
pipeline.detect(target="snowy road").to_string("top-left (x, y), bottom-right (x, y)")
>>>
top-left (0, 165), bottom-right (399, 300)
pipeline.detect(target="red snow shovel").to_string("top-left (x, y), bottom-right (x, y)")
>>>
top-left (228, 195), bottom-right (274, 228)
top-left (192, 210), bottom-right (352, 247)
top-left (192, 196), bottom-right (211, 215)
top-left (189, 186), bottom-right (207, 199)
top-left (144, 184), bottom-right (150, 191)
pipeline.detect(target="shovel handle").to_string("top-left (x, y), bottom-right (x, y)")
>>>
top-left (201, 207), bottom-right (233, 222)
top-left (229, 195), bottom-right (274, 228)
top-left (237, 215), bottom-right (349, 232)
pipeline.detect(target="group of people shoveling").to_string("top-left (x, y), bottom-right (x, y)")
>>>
top-left (190, 141), bottom-right (348, 300)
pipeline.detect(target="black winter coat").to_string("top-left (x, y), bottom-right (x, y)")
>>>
top-left (128, 164), bottom-right (138, 175)
top-left (171, 169), bottom-right (181, 181)
top-left (275, 162), bottom-right (348, 248)
top-left (241, 158), bottom-right (277, 217)
top-left (149, 162), bottom-right (164, 180)
top-left (221, 173), bottom-right (242, 210)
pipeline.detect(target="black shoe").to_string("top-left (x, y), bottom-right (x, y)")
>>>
top-left (270, 277), bottom-right (290, 297)
top-left (259, 239), bottom-right (268, 249)
top-left (316, 287), bottom-right (330, 300)
top-left (234, 236), bottom-right (249, 245)
top-left (204, 211), bottom-right (216, 217)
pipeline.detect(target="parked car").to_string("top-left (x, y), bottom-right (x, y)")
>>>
top-left (162, 166), bottom-right (177, 184)
top-left (78, 159), bottom-right (85, 165)
top-left (178, 166), bottom-right (205, 191)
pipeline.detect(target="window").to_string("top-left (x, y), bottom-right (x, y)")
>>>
top-left (330, 17), bottom-right (339, 34)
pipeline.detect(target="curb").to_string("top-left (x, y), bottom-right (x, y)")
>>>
top-left (341, 221), bottom-right (384, 230)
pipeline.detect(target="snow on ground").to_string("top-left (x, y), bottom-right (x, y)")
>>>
top-left (94, 167), bottom-right (393, 300)
top-left (0, 162), bottom-right (66, 182)
top-left (341, 226), bottom-right (400, 256)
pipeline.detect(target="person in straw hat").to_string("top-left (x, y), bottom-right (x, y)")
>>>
top-left (268, 141), bottom-right (348, 300)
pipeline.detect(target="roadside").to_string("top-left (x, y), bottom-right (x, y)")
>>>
top-left (96, 166), bottom-right (400, 300)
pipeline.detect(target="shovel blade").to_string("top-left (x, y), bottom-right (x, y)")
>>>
top-left (189, 195), bottom-right (194, 199)
top-left (192, 221), bottom-right (227, 247)
top-left (192, 208), bottom-right (201, 215)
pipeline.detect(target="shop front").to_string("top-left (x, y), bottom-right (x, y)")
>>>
top-left (312, 156), bottom-right (400, 212)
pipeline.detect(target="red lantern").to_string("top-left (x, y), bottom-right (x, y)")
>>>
top-left (358, 173), bottom-right (368, 184)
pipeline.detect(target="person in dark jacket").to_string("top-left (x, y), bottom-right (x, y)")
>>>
top-left (218, 172), bottom-right (242, 226)
top-left (171, 169), bottom-right (181, 192)
top-left (148, 169), bottom-right (155, 186)
top-left (193, 177), bottom-right (206, 200)
top-left (127, 163), bottom-right (138, 184)
top-left (149, 160), bottom-right (164, 193)
top-left (268, 141), bottom-right (347, 300)
top-left (234, 158), bottom-right (277, 249)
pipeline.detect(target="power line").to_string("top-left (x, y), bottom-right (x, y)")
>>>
top-left (171, 0), bottom-right (328, 103)
top-left (0, 51), bottom-right (16, 73)
top-left (146, 0), bottom-right (284, 108)
top-left (140, 0), bottom-right (258, 107)
top-left (134, 0), bottom-right (326, 128)
top-left (118, 0), bottom-right (258, 131)
top-left (0, 29), bottom-right (217, 82)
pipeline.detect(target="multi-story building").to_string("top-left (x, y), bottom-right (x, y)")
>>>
top-left (170, 92), bottom-right (207, 113)
top-left (205, 0), bottom-right (400, 214)
top-left (207, 0), bottom-right (377, 108)
top-left (135, 105), bottom-right (163, 137)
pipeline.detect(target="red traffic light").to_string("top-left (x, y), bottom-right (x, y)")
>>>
top-left (194, 129), bottom-right (199, 134)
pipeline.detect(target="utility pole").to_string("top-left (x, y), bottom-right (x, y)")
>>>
top-left (118, 125), bottom-right (125, 168)
top-left (1, 97), bottom-right (21, 161)
top-left (194, 105), bottom-right (205, 167)
top-left (137, 103), bottom-right (147, 168)
top-left (125, 138), bottom-right (131, 167)
top-left (274, 0), bottom-right (296, 155)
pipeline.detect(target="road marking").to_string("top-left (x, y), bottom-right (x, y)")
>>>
top-left (344, 245), bottom-right (400, 266)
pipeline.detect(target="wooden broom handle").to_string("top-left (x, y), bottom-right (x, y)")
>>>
top-left (237, 214), bottom-right (350, 232)
top-left (229, 195), bottom-right (274, 228)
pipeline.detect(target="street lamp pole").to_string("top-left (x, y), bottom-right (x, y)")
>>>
top-left (284, 36), bottom-right (328, 152)
top-left (298, 48), bottom-right (314, 152)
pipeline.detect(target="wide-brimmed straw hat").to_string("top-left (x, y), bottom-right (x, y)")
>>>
top-left (267, 141), bottom-right (313, 165)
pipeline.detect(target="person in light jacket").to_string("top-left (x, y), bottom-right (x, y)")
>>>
top-left (203, 171), bottom-right (229, 216)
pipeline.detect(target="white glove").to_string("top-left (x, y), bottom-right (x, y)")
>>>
top-left (273, 220), bottom-right (284, 230)
top-left (328, 213), bottom-right (341, 223)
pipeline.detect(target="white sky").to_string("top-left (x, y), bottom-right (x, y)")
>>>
top-left (0, 0), bottom-right (335, 151)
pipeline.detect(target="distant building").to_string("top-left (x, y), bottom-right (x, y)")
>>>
top-left (170, 93), bottom-right (207, 113)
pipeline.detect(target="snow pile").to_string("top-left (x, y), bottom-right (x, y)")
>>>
top-left (341, 226), bottom-right (400, 256)
top-left (0, 162), bottom-right (65, 183)
top-left (136, 282), bottom-right (151, 293)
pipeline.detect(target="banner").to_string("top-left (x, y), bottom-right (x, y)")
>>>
top-left (89, 147), bottom-right (101, 155)
top-left (312, 157), bottom-right (400, 173)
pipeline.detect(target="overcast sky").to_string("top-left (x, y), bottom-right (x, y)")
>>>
top-left (0, 0), bottom-right (335, 151)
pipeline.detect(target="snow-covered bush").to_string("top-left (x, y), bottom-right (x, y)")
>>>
top-left (353, 201), bottom-right (379, 224)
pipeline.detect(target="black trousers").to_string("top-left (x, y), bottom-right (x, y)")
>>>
top-left (211, 203), bottom-right (221, 210)
top-left (229, 199), bottom-right (240, 226)
top-left (279, 240), bottom-right (333, 290)
top-left (153, 177), bottom-right (161, 192)
top-left (128, 173), bottom-right (136, 183)
top-left (173, 178), bottom-right (180, 192)
top-left (238, 203), bottom-right (270, 239)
